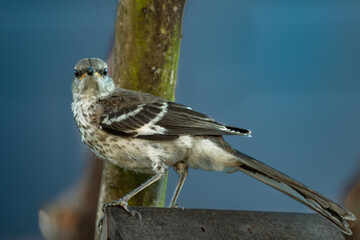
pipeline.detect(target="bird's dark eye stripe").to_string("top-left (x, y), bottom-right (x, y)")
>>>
top-left (73, 68), bottom-right (107, 78)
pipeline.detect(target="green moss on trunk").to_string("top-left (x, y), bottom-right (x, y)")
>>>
top-left (95, 0), bottom-right (186, 238)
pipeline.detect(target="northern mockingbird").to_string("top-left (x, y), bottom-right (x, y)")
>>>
top-left (71, 58), bottom-right (355, 234)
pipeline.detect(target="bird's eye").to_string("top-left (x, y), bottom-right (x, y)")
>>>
top-left (103, 68), bottom-right (108, 76)
top-left (74, 69), bottom-right (80, 78)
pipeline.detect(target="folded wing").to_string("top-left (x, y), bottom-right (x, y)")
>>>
top-left (98, 90), bottom-right (251, 140)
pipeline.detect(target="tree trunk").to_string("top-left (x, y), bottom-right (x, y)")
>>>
top-left (95, 0), bottom-right (186, 238)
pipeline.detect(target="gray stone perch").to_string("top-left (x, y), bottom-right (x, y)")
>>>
top-left (100, 207), bottom-right (345, 240)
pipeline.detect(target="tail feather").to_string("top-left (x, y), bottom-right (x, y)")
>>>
top-left (234, 150), bottom-right (356, 235)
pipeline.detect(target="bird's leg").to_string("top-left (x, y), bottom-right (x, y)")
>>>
top-left (98, 167), bottom-right (167, 230)
top-left (169, 161), bottom-right (189, 208)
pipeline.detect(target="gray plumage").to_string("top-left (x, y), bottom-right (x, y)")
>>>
top-left (99, 89), bottom-right (250, 140)
top-left (71, 58), bottom-right (356, 235)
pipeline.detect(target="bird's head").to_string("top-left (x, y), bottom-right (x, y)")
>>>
top-left (72, 58), bottom-right (115, 99)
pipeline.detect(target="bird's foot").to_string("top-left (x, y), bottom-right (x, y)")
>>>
top-left (97, 197), bottom-right (142, 231)
top-left (169, 202), bottom-right (184, 209)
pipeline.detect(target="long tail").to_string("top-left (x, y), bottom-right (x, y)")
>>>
top-left (234, 150), bottom-right (356, 235)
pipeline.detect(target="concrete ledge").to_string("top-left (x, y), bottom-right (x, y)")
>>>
top-left (100, 206), bottom-right (345, 240)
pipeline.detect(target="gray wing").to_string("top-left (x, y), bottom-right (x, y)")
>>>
top-left (98, 91), bottom-right (251, 140)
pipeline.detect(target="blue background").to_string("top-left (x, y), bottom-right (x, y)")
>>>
top-left (1, 0), bottom-right (359, 239)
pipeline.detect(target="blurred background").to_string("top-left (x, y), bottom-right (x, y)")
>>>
top-left (1, 0), bottom-right (360, 239)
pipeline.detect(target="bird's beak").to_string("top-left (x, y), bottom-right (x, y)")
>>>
top-left (79, 72), bottom-right (103, 81)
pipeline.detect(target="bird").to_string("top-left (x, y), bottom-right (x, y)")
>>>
top-left (71, 57), bottom-right (356, 235)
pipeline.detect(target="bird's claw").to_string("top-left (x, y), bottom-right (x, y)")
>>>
top-left (97, 215), bottom-right (105, 232)
top-left (169, 202), bottom-right (184, 209)
top-left (98, 198), bottom-right (142, 231)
